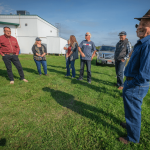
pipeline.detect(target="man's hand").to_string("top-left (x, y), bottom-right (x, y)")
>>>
top-left (121, 59), bottom-right (125, 62)
top-left (64, 47), bottom-right (68, 50)
top-left (81, 53), bottom-right (85, 57)
top-left (91, 56), bottom-right (93, 61)
top-left (41, 53), bottom-right (46, 57)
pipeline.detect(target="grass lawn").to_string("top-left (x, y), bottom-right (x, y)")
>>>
top-left (0, 54), bottom-right (150, 150)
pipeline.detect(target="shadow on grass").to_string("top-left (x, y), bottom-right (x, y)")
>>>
top-left (0, 69), bottom-right (20, 80)
top-left (71, 79), bottom-right (121, 98)
top-left (42, 87), bottom-right (124, 136)
top-left (47, 67), bottom-right (121, 98)
top-left (22, 67), bottom-right (38, 75)
top-left (48, 64), bottom-right (115, 77)
top-left (48, 64), bottom-right (66, 69)
top-left (0, 138), bottom-right (6, 146)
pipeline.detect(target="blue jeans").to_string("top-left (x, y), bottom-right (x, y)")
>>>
top-left (34, 59), bottom-right (47, 75)
top-left (123, 80), bottom-right (149, 143)
top-left (79, 59), bottom-right (91, 81)
top-left (66, 58), bottom-right (75, 77)
top-left (115, 60), bottom-right (126, 87)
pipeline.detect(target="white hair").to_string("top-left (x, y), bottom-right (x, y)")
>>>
top-left (86, 32), bottom-right (92, 37)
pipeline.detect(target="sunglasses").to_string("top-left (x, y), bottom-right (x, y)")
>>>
top-left (85, 34), bottom-right (90, 36)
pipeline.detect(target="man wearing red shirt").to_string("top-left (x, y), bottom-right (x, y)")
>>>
top-left (0, 27), bottom-right (28, 84)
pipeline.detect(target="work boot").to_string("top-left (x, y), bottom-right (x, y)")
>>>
top-left (120, 122), bottom-right (126, 129)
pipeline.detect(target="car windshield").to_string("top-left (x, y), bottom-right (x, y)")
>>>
top-left (100, 46), bottom-right (115, 52)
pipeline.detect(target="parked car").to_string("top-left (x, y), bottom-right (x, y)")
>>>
top-left (96, 45), bottom-right (116, 65)
top-left (95, 49), bottom-right (99, 56)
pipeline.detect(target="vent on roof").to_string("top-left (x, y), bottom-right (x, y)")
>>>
top-left (17, 10), bottom-right (30, 15)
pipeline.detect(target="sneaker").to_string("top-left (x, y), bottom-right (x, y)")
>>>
top-left (10, 81), bottom-right (14, 84)
top-left (88, 81), bottom-right (91, 84)
top-left (76, 78), bottom-right (83, 81)
top-left (45, 74), bottom-right (49, 76)
top-left (71, 76), bottom-right (75, 79)
top-left (22, 79), bottom-right (28, 82)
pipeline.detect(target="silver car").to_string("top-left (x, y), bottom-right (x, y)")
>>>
top-left (96, 45), bottom-right (116, 65)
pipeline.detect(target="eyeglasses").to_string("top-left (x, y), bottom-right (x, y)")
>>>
top-left (85, 34), bottom-right (90, 36)
top-left (5, 30), bottom-right (11, 33)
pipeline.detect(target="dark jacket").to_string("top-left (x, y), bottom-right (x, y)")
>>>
top-left (32, 44), bottom-right (47, 61)
top-left (115, 38), bottom-right (128, 61)
top-left (70, 42), bottom-right (78, 61)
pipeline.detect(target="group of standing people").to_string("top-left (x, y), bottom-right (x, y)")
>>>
top-left (0, 9), bottom-right (150, 145)
top-left (0, 27), bottom-right (49, 85)
top-left (64, 32), bottom-right (96, 83)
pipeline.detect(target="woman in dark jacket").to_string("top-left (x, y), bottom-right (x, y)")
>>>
top-left (32, 37), bottom-right (48, 76)
top-left (66, 35), bottom-right (84, 78)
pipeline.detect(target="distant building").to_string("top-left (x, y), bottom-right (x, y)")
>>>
top-left (0, 11), bottom-right (67, 54)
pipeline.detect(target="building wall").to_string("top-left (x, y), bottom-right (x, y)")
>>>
top-left (17, 37), bottom-right (35, 54)
top-left (47, 36), bottom-right (60, 54)
top-left (0, 15), bottom-right (60, 54)
top-left (18, 36), bottom-right (48, 54)
top-left (47, 36), bottom-right (67, 54)
top-left (37, 17), bottom-right (58, 37)
top-left (0, 15), bottom-right (38, 37)
top-left (60, 38), bottom-right (67, 54)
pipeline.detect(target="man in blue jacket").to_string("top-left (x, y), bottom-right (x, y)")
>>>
top-left (119, 10), bottom-right (150, 144)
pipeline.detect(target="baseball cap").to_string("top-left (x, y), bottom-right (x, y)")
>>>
top-left (36, 37), bottom-right (41, 41)
top-left (118, 31), bottom-right (127, 36)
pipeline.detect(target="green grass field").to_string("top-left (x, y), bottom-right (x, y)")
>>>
top-left (0, 55), bottom-right (150, 150)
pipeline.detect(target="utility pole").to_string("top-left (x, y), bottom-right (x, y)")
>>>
top-left (55, 23), bottom-right (61, 37)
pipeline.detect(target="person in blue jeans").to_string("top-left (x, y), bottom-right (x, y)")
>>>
top-left (119, 10), bottom-right (150, 144)
top-left (64, 40), bottom-right (72, 70)
top-left (114, 31), bottom-right (132, 90)
top-left (32, 37), bottom-right (48, 76)
top-left (66, 35), bottom-right (83, 78)
top-left (77, 32), bottom-right (97, 84)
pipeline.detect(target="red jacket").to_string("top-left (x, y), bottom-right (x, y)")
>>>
top-left (0, 35), bottom-right (20, 56)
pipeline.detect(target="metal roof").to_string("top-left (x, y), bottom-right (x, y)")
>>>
top-left (0, 21), bottom-right (20, 26)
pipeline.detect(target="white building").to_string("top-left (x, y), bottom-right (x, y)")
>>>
top-left (0, 13), bottom-right (67, 54)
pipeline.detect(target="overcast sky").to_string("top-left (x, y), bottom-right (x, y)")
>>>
top-left (0, 0), bottom-right (150, 46)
